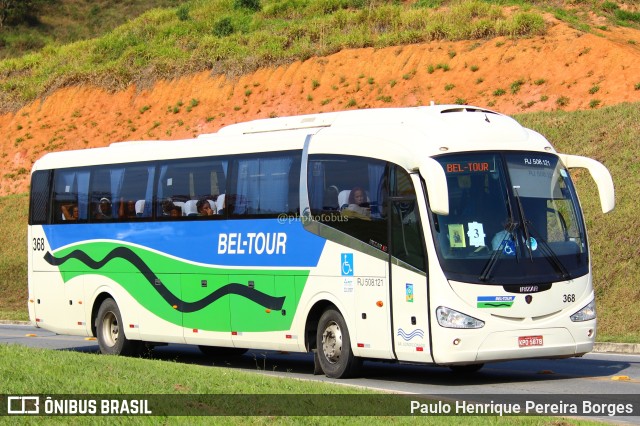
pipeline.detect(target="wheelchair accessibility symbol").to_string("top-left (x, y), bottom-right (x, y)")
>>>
top-left (503, 240), bottom-right (516, 256)
top-left (341, 253), bottom-right (354, 276)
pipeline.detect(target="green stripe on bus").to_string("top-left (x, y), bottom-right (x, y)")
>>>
top-left (52, 242), bottom-right (309, 332)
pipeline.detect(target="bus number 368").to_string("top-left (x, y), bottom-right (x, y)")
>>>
top-left (32, 238), bottom-right (45, 251)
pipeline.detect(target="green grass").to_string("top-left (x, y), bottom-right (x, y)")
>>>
top-left (0, 344), bottom-right (605, 424)
top-left (0, 0), bottom-right (548, 113)
top-left (0, 193), bottom-right (28, 321)
top-left (2, 0), bottom-right (638, 114)
top-left (0, 0), bottom-right (182, 60)
top-left (1, 103), bottom-right (639, 343)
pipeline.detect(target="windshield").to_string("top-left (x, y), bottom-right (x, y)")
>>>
top-left (431, 152), bottom-right (588, 285)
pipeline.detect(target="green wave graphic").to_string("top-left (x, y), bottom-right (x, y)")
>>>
top-left (477, 302), bottom-right (514, 308)
top-left (53, 242), bottom-right (309, 332)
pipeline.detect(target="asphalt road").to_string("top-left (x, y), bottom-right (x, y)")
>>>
top-left (2, 323), bottom-right (639, 423)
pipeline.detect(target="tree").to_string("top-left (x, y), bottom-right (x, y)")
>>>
top-left (0, 0), bottom-right (48, 29)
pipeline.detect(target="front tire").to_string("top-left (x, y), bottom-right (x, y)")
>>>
top-left (95, 298), bottom-right (141, 356)
top-left (316, 308), bottom-right (361, 378)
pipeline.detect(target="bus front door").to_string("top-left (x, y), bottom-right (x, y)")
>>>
top-left (389, 194), bottom-right (431, 362)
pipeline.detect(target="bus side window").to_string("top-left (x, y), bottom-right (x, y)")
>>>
top-left (307, 154), bottom-right (388, 253)
top-left (51, 168), bottom-right (89, 223)
top-left (157, 159), bottom-right (227, 219)
top-left (112, 165), bottom-right (155, 220)
top-left (227, 152), bottom-right (300, 217)
top-left (389, 167), bottom-right (425, 271)
top-left (29, 170), bottom-right (52, 225)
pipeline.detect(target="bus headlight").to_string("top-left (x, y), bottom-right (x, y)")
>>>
top-left (570, 299), bottom-right (596, 322)
top-left (436, 306), bottom-right (484, 329)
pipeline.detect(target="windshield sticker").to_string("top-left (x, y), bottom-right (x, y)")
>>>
top-left (560, 169), bottom-right (568, 178)
top-left (448, 224), bottom-right (466, 248)
top-left (477, 296), bottom-right (515, 308)
top-left (526, 237), bottom-right (538, 251)
top-left (503, 240), bottom-right (516, 256)
top-left (467, 221), bottom-right (486, 247)
top-left (406, 283), bottom-right (414, 302)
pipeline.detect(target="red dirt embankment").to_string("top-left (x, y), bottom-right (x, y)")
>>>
top-left (1, 16), bottom-right (639, 196)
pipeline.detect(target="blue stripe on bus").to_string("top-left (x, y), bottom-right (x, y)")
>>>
top-left (42, 219), bottom-right (326, 268)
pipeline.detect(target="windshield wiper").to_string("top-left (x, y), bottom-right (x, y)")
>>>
top-left (479, 220), bottom-right (517, 282)
top-left (523, 221), bottom-right (571, 281)
top-left (513, 187), bottom-right (571, 280)
top-left (513, 187), bottom-right (533, 262)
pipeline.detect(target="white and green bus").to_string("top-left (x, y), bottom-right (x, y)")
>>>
top-left (28, 105), bottom-right (614, 378)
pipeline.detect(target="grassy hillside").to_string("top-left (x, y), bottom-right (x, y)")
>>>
top-left (515, 103), bottom-right (640, 342)
top-left (0, 0), bottom-right (182, 60)
top-left (0, 0), bottom-right (599, 113)
top-left (2, 0), bottom-right (638, 114)
top-left (1, 103), bottom-right (638, 342)
top-left (0, 193), bottom-right (28, 321)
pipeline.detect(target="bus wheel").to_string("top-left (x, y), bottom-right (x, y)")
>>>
top-left (198, 346), bottom-right (248, 358)
top-left (449, 363), bottom-right (484, 374)
top-left (95, 298), bottom-right (140, 356)
top-left (316, 308), bottom-right (361, 378)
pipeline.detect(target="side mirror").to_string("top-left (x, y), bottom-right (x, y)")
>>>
top-left (419, 158), bottom-right (449, 215)
top-left (558, 154), bottom-right (615, 214)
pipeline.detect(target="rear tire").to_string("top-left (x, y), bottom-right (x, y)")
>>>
top-left (316, 308), bottom-right (361, 378)
top-left (95, 298), bottom-right (141, 356)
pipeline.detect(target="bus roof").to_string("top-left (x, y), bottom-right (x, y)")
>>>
top-left (209, 104), bottom-right (554, 159)
top-left (32, 105), bottom-right (555, 172)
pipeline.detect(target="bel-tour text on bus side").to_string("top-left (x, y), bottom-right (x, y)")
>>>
top-left (217, 232), bottom-right (287, 255)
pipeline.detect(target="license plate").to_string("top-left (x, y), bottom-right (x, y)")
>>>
top-left (518, 335), bottom-right (543, 347)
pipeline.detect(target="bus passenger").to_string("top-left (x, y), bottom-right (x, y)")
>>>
top-left (161, 199), bottom-right (176, 216)
top-left (95, 198), bottom-right (112, 220)
top-left (197, 198), bottom-right (214, 216)
top-left (119, 199), bottom-right (137, 219)
top-left (61, 203), bottom-right (78, 221)
top-left (345, 186), bottom-right (370, 218)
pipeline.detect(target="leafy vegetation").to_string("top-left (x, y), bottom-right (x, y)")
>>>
top-left (1, 0), bottom-right (636, 115)
top-left (0, 0), bottom-right (49, 30)
top-left (0, 0), bottom-right (549, 113)
top-left (0, 0), bottom-right (181, 59)
top-left (0, 193), bottom-right (28, 320)
top-left (515, 103), bottom-right (640, 342)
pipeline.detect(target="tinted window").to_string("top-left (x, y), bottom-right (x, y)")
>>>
top-left (29, 170), bottom-right (51, 225)
top-left (227, 152), bottom-right (300, 217)
top-left (90, 165), bottom-right (155, 221)
top-left (389, 167), bottom-right (425, 271)
top-left (157, 159), bottom-right (226, 218)
top-left (52, 168), bottom-right (89, 222)
top-left (308, 154), bottom-right (388, 252)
